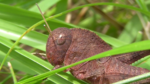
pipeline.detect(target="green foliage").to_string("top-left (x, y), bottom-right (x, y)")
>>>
top-left (0, 0), bottom-right (150, 84)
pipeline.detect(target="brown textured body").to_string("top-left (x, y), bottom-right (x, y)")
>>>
top-left (46, 28), bottom-right (150, 84)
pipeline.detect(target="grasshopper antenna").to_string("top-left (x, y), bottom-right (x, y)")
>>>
top-left (36, 3), bottom-right (52, 35)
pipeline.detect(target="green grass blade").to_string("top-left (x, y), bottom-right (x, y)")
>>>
top-left (113, 72), bottom-right (150, 84)
top-left (0, 75), bottom-right (12, 84)
top-left (118, 15), bottom-right (143, 43)
top-left (136, 0), bottom-right (148, 11)
top-left (29, 0), bottom-right (60, 13)
top-left (8, 62), bottom-right (17, 83)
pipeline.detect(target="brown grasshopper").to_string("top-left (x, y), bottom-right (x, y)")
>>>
top-left (36, 3), bottom-right (150, 84)
top-left (46, 28), bottom-right (150, 84)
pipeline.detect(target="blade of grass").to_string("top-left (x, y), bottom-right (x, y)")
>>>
top-left (132, 55), bottom-right (150, 68)
top-left (0, 75), bottom-right (12, 84)
top-left (0, 3), bottom-right (79, 30)
top-left (8, 62), bottom-right (17, 83)
top-left (55, 0), bottom-right (67, 20)
top-left (29, 0), bottom-right (60, 13)
top-left (113, 72), bottom-right (150, 84)
top-left (136, 0), bottom-right (148, 11)
top-left (118, 15), bottom-right (142, 43)
top-left (0, 51), bottom-right (36, 75)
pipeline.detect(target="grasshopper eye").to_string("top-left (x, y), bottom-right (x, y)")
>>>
top-left (56, 34), bottom-right (66, 45)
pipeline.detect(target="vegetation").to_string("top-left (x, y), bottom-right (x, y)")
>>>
top-left (0, 0), bottom-right (150, 84)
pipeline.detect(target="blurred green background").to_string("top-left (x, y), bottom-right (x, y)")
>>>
top-left (0, 0), bottom-right (150, 84)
